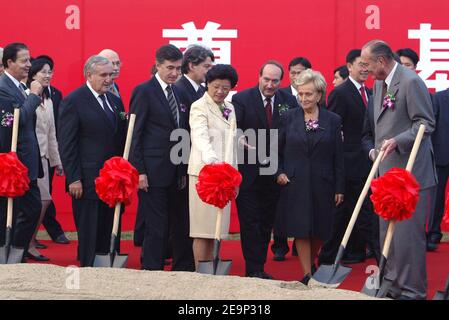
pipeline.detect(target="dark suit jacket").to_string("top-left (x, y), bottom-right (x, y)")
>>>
top-left (58, 85), bottom-right (126, 199)
top-left (48, 85), bottom-right (63, 134)
top-left (327, 79), bottom-right (372, 178)
top-left (431, 89), bottom-right (449, 167)
top-left (0, 74), bottom-right (42, 180)
top-left (232, 86), bottom-right (299, 190)
top-left (129, 76), bottom-right (189, 188)
top-left (174, 75), bottom-right (203, 110)
top-left (0, 96), bottom-right (17, 152)
top-left (279, 86), bottom-right (294, 96)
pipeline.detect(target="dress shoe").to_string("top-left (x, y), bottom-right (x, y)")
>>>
top-left (299, 274), bottom-right (311, 285)
top-left (292, 245), bottom-right (298, 256)
top-left (273, 252), bottom-right (286, 261)
top-left (34, 241), bottom-right (47, 249)
top-left (426, 241), bottom-right (438, 252)
top-left (26, 252), bottom-right (50, 262)
top-left (54, 234), bottom-right (70, 244)
top-left (246, 271), bottom-right (274, 280)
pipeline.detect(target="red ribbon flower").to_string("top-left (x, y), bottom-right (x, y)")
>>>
top-left (95, 157), bottom-right (139, 207)
top-left (0, 152), bottom-right (30, 197)
top-left (370, 168), bottom-right (420, 221)
top-left (196, 162), bottom-right (242, 209)
top-left (443, 184), bottom-right (449, 227)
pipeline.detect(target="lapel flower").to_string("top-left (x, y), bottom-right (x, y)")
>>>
top-left (1, 111), bottom-right (14, 128)
top-left (219, 104), bottom-right (232, 120)
top-left (382, 92), bottom-right (396, 110)
top-left (305, 119), bottom-right (323, 132)
top-left (119, 111), bottom-right (128, 121)
top-left (179, 103), bottom-right (187, 113)
top-left (278, 103), bottom-right (290, 115)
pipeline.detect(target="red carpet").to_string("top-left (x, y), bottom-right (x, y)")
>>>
top-left (30, 239), bottom-right (449, 299)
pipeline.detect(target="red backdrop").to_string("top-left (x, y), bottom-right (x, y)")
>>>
top-left (2, 0), bottom-right (449, 231)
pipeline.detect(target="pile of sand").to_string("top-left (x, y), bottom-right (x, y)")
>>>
top-left (0, 264), bottom-right (380, 300)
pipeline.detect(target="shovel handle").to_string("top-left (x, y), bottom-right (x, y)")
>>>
top-left (214, 209), bottom-right (223, 241)
top-left (6, 109), bottom-right (21, 229)
top-left (112, 202), bottom-right (121, 237)
top-left (123, 113), bottom-right (136, 160)
top-left (340, 149), bottom-right (385, 248)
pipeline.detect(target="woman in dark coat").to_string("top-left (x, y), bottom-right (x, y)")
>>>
top-left (275, 69), bottom-right (344, 285)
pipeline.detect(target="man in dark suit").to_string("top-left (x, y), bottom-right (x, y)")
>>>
top-left (319, 49), bottom-right (380, 265)
top-left (427, 89), bottom-right (449, 250)
top-left (58, 55), bottom-right (126, 267)
top-left (129, 44), bottom-right (194, 271)
top-left (232, 61), bottom-right (299, 278)
top-left (361, 40), bottom-right (436, 300)
top-left (34, 54), bottom-right (69, 245)
top-left (0, 42), bottom-right (43, 259)
top-left (98, 49), bottom-right (122, 99)
top-left (272, 57), bottom-right (312, 260)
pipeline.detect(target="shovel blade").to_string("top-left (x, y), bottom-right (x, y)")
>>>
top-left (197, 261), bottom-right (214, 275)
top-left (214, 259), bottom-right (232, 275)
top-left (93, 254), bottom-right (113, 268)
top-left (111, 254), bottom-right (128, 268)
top-left (0, 246), bottom-right (24, 264)
top-left (310, 264), bottom-right (352, 288)
top-left (361, 274), bottom-right (380, 296)
top-left (0, 247), bottom-right (8, 264)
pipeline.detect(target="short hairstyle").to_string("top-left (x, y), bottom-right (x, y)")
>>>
top-left (346, 49), bottom-right (361, 64)
top-left (181, 45), bottom-right (215, 74)
top-left (363, 40), bottom-right (395, 62)
top-left (259, 60), bottom-right (284, 80)
top-left (156, 44), bottom-right (183, 64)
top-left (396, 48), bottom-right (419, 67)
top-left (295, 69), bottom-right (327, 104)
top-left (334, 65), bottom-right (349, 79)
top-left (83, 55), bottom-right (111, 78)
top-left (205, 64), bottom-right (238, 89)
top-left (27, 58), bottom-right (50, 87)
top-left (35, 55), bottom-right (54, 70)
top-left (288, 57), bottom-right (312, 70)
top-left (2, 42), bottom-right (28, 69)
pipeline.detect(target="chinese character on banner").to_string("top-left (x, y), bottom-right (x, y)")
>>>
top-left (162, 21), bottom-right (238, 64)
top-left (409, 23), bottom-right (449, 91)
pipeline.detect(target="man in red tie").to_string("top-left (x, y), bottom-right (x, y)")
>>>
top-left (318, 49), bottom-right (381, 266)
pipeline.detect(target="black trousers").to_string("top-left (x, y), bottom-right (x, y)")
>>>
top-left (0, 180), bottom-right (41, 253)
top-left (72, 198), bottom-right (122, 267)
top-left (42, 166), bottom-right (65, 240)
top-left (139, 182), bottom-right (194, 271)
top-left (428, 164), bottom-right (449, 241)
top-left (319, 177), bottom-right (379, 264)
top-left (236, 175), bottom-right (279, 275)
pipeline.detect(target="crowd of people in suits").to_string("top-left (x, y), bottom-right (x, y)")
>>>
top-left (0, 39), bottom-right (447, 300)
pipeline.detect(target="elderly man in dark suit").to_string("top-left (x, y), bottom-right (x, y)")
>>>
top-left (319, 49), bottom-right (380, 265)
top-left (58, 55), bottom-right (127, 267)
top-left (232, 61), bottom-right (299, 279)
top-left (0, 42), bottom-right (43, 260)
top-left (129, 44), bottom-right (194, 271)
top-left (361, 40), bottom-right (436, 300)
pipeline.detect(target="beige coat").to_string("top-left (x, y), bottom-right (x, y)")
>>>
top-left (35, 98), bottom-right (61, 167)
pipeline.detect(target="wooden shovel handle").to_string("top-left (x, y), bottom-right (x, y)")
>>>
top-left (214, 209), bottom-right (223, 241)
top-left (112, 113), bottom-right (136, 236)
top-left (6, 108), bottom-right (21, 229)
top-left (341, 149), bottom-right (385, 247)
top-left (382, 124), bottom-right (426, 259)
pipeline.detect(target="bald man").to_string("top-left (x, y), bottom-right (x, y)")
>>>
top-left (98, 49), bottom-right (122, 98)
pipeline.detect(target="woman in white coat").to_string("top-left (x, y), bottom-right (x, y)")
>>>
top-left (188, 64), bottom-right (239, 269)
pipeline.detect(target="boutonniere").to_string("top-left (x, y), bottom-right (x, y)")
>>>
top-left (179, 103), bottom-right (187, 113)
top-left (119, 111), bottom-right (129, 121)
top-left (219, 104), bottom-right (232, 120)
top-left (305, 119), bottom-right (324, 132)
top-left (1, 110), bottom-right (14, 128)
top-left (383, 92), bottom-right (396, 110)
top-left (278, 103), bottom-right (290, 115)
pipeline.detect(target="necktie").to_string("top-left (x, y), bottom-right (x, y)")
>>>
top-left (19, 83), bottom-right (28, 98)
top-left (166, 85), bottom-right (179, 127)
top-left (197, 85), bottom-right (206, 97)
top-left (265, 97), bottom-right (272, 128)
top-left (382, 81), bottom-right (388, 98)
top-left (359, 85), bottom-right (368, 108)
top-left (99, 94), bottom-right (115, 125)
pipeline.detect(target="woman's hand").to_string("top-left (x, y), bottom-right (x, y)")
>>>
top-left (276, 173), bottom-right (290, 186)
top-left (335, 193), bottom-right (344, 206)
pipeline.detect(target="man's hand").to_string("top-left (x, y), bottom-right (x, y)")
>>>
top-left (369, 149), bottom-right (378, 162)
top-left (69, 181), bottom-right (83, 199)
top-left (276, 173), bottom-right (290, 186)
top-left (335, 193), bottom-right (344, 206)
top-left (55, 165), bottom-right (64, 176)
top-left (29, 80), bottom-right (43, 96)
top-left (139, 174), bottom-right (149, 192)
top-left (380, 138), bottom-right (398, 161)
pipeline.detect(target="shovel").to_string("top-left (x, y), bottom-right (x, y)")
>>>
top-left (197, 208), bottom-right (232, 275)
top-left (309, 149), bottom-right (385, 288)
top-left (361, 124), bottom-right (426, 298)
top-left (433, 273), bottom-right (449, 300)
top-left (93, 113), bottom-right (136, 268)
top-left (0, 108), bottom-right (25, 264)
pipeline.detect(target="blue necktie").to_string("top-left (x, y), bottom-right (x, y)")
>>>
top-left (166, 85), bottom-right (179, 127)
top-left (99, 94), bottom-right (115, 125)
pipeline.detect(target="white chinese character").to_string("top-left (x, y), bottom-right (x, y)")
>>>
top-left (409, 23), bottom-right (449, 91)
top-left (162, 21), bottom-right (238, 64)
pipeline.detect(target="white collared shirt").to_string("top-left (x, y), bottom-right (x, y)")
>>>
top-left (349, 76), bottom-right (368, 101)
top-left (290, 85), bottom-right (298, 97)
top-left (384, 62), bottom-right (399, 90)
top-left (260, 91), bottom-right (274, 113)
top-left (184, 74), bottom-right (200, 92)
top-left (86, 81), bottom-right (114, 113)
